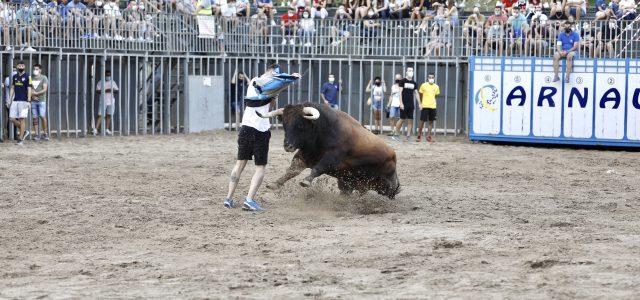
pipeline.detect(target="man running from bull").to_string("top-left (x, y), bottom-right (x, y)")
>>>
top-left (223, 64), bottom-right (300, 211)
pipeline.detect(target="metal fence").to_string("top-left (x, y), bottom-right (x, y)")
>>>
top-left (1, 3), bottom-right (640, 59)
top-left (1, 53), bottom-right (466, 140)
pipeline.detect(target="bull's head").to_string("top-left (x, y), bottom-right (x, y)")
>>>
top-left (257, 105), bottom-right (321, 152)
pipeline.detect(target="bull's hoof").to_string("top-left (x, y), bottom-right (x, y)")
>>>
top-left (266, 182), bottom-right (281, 190)
top-left (299, 179), bottom-right (311, 188)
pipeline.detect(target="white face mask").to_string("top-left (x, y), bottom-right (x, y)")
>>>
top-left (288, 12), bottom-right (293, 16)
top-left (367, 11), bottom-right (374, 17)
top-left (428, 78), bottom-right (434, 83)
top-left (406, 71), bottom-right (413, 79)
top-left (303, 13), bottom-right (309, 18)
top-left (328, 77), bottom-right (334, 83)
top-left (96, 1), bottom-right (103, 6)
top-left (139, 4), bottom-right (145, 9)
top-left (33, 70), bottom-right (40, 76)
top-left (493, 24), bottom-right (500, 30)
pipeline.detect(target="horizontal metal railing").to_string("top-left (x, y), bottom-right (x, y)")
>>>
top-left (0, 3), bottom-right (639, 58)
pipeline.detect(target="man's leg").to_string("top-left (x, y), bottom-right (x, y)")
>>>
top-left (226, 160), bottom-right (248, 200)
top-left (416, 120), bottom-right (425, 140)
top-left (105, 113), bottom-right (112, 131)
top-left (18, 118), bottom-right (25, 140)
top-left (95, 114), bottom-right (102, 133)
top-left (246, 165), bottom-right (265, 201)
top-left (40, 116), bottom-right (47, 135)
top-left (406, 119), bottom-right (414, 138)
top-left (553, 52), bottom-right (561, 81)
top-left (565, 52), bottom-right (575, 82)
top-left (394, 119), bottom-right (404, 136)
top-left (427, 120), bottom-right (434, 140)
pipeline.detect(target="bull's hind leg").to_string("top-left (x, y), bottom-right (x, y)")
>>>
top-left (266, 155), bottom-right (306, 189)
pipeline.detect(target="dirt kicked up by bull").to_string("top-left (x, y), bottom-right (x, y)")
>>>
top-left (257, 102), bottom-right (401, 199)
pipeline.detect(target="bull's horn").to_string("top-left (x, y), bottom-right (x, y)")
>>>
top-left (302, 107), bottom-right (320, 120)
top-left (256, 108), bottom-right (284, 118)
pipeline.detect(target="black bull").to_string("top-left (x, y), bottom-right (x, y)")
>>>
top-left (257, 102), bottom-right (400, 199)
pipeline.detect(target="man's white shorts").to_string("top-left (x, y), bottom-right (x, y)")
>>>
top-left (9, 101), bottom-right (30, 119)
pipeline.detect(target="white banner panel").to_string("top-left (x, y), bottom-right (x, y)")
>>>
top-left (627, 74), bottom-right (640, 140)
top-left (563, 73), bottom-right (594, 138)
top-left (594, 73), bottom-right (626, 140)
top-left (196, 16), bottom-right (217, 38)
top-left (472, 70), bottom-right (501, 135)
top-left (502, 72), bottom-right (531, 136)
top-left (531, 72), bottom-right (562, 137)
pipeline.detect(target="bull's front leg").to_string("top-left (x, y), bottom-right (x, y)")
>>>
top-left (299, 152), bottom-right (342, 188)
top-left (267, 155), bottom-right (307, 190)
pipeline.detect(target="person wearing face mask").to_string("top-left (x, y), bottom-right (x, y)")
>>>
top-left (93, 70), bottom-right (119, 136)
top-left (280, 7), bottom-right (299, 46)
top-left (417, 73), bottom-right (439, 142)
top-left (484, 20), bottom-right (505, 56)
top-left (331, 5), bottom-right (352, 46)
top-left (485, 4), bottom-right (508, 29)
top-left (321, 74), bottom-right (341, 109)
top-left (463, 6), bottom-right (485, 52)
top-left (366, 76), bottom-right (386, 134)
top-left (507, 5), bottom-right (527, 55)
top-left (298, 10), bottom-right (315, 47)
top-left (9, 61), bottom-right (32, 145)
top-left (30, 64), bottom-right (49, 141)
top-left (2, 68), bottom-right (18, 142)
top-left (549, 0), bottom-right (565, 20)
top-left (386, 74), bottom-right (402, 136)
top-left (362, 8), bottom-right (381, 46)
top-left (392, 67), bottom-right (420, 142)
top-left (552, 20), bottom-right (580, 83)
top-left (525, 17), bottom-right (549, 56)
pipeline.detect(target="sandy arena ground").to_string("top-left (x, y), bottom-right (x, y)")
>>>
top-left (1, 130), bottom-right (639, 299)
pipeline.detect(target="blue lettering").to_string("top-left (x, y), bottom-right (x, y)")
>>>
top-left (599, 88), bottom-right (621, 109)
top-left (568, 87), bottom-right (588, 108)
top-left (537, 87), bottom-right (557, 107)
top-left (633, 88), bottom-right (640, 110)
top-left (506, 86), bottom-right (526, 106)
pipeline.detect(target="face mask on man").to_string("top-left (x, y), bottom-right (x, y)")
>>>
top-left (106, 76), bottom-right (111, 81)
top-left (367, 11), bottom-right (374, 17)
top-left (375, 81), bottom-right (381, 86)
top-left (33, 69), bottom-right (40, 76)
top-left (96, 1), bottom-right (103, 6)
top-left (17, 67), bottom-right (25, 73)
top-left (303, 13), bottom-right (309, 18)
top-left (565, 27), bottom-right (571, 33)
top-left (495, 10), bottom-right (500, 15)
top-left (328, 77), bottom-right (335, 83)
top-left (406, 71), bottom-right (413, 79)
top-left (428, 78), bottom-right (434, 84)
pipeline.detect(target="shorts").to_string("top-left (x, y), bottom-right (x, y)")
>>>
top-left (98, 98), bottom-right (115, 115)
top-left (420, 108), bottom-right (437, 122)
top-left (389, 106), bottom-right (401, 118)
top-left (9, 101), bottom-right (30, 119)
top-left (399, 106), bottom-right (414, 120)
top-left (283, 26), bottom-right (295, 36)
top-left (237, 125), bottom-right (271, 165)
top-left (371, 100), bottom-right (382, 111)
top-left (236, 9), bottom-right (247, 17)
top-left (569, 7), bottom-right (586, 16)
top-left (31, 101), bottom-right (46, 118)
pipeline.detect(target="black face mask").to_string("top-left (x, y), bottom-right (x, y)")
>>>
top-left (375, 82), bottom-right (381, 86)
top-left (395, 80), bottom-right (400, 84)
top-left (17, 68), bottom-right (25, 73)
top-left (565, 28), bottom-right (571, 33)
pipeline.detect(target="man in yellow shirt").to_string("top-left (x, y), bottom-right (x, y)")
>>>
top-left (417, 73), bottom-right (439, 142)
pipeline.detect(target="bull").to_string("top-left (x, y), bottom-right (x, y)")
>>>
top-left (257, 102), bottom-right (400, 199)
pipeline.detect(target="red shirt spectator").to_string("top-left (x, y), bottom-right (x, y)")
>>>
top-left (281, 9), bottom-right (299, 27)
top-left (486, 7), bottom-right (509, 27)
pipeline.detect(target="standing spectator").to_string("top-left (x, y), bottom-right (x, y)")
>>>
top-left (195, 0), bottom-right (213, 15)
top-left (320, 74), bottom-right (341, 109)
top-left (331, 5), bottom-right (352, 46)
top-left (485, 20), bottom-right (505, 55)
top-left (366, 76), bottom-right (385, 134)
top-left (595, 17), bottom-right (621, 58)
top-left (486, 4), bottom-right (509, 28)
top-left (425, 20), bottom-right (452, 56)
top-left (0, 3), bottom-right (15, 51)
top-left (417, 73), bottom-right (439, 142)
top-left (250, 7), bottom-right (269, 42)
top-left (553, 20), bottom-right (580, 83)
top-left (353, 0), bottom-right (369, 20)
top-left (176, 0), bottom-right (197, 14)
top-left (565, 0), bottom-right (585, 21)
top-left (30, 63), bottom-right (49, 141)
top-left (9, 61), bottom-right (32, 145)
top-left (463, 7), bottom-right (485, 51)
top-left (2, 68), bottom-right (17, 141)
top-left (311, 0), bottom-right (328, 19)
top-left (386, 73), bottom-right (402, 136)
top-left (235, 0), bottom-right (250, 17)
top-left (230, 70), bottom-right (248, 130)
top-left (393, 66), bottom-right (419, 142)
top-left (298, 10), bottom-right (315, 47)
top-left (280, 7), bottom-right (298, 46)
top-left (362, 8), bottom-right (381, 46)
top-left (93, 70), bottom-right (119, 135)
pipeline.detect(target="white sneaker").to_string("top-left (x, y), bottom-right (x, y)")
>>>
top-left (104, 33), bottom-right (111, 39)
top-left (25, 47), bottom-right (36, 52)
top-left (281, 39), bottom-right (287, 45)
top-left (114, 35), bottom-right (124, 41)
top-left (128, 36), bottom-right (135, 41)
top-left (92, 128), bottom-right (97, 136)
top-left (331, 40), bottom-right (340, 46)
top-left (106, 129), bottom-right (112, 135)
top-left (289, 38), bottom-right (295, 45)
top-left (5, 46), bottom-right (11, 51)
top-left (304, 42), bottom-right (312, 47)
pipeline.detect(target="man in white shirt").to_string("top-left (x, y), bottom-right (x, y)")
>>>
top-left (93, 70), bottom-right (119, 135)
top-left (224, 64), bottom-right (300, 211)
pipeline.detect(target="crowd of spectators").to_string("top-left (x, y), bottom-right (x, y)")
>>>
top-left (0, 0), bottom-right (637, 55)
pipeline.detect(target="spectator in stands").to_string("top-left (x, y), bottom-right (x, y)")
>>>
top-left (86, 0), bottom-right (104, 39)
top-left (415, 4), bottom-right (444, 34)
top-left (280, 7), bottom-right (298, 46)
top-left (331, 5), bottom-right (352, 46)
top-left (417, 73), bottom-right (438, 142)
top-left (93, 70), bottom-right (119, 136)
top-left (124, 0), bottom-right (141, 41)
top-left (389, 0), bottom-right (409, 19)
top-left (195, 0), bottom-right (213, 15)
top-left (565, 0), bottom-right (585, 21)
top-left (250, 7), bottom-right (269, 41)
top-left (321, 74), bottom-right (341, 109)
top-left (290, 0), bottom-right (307, 15)
top-left (553, 20), bottom-right (580, 83)
top-left (366, 76), bottom-right (385, 134)
top-left (463, 6), bottom-right (485, 51)
top-left (16, 0), bottom-right (39, 51)
top-left (299, 9), bottom-right (315, 47)
top-left (9, 61), bottom-right (32, 145)
top-left (595, 17), bottom-right (621, 58)
top-left (387, 73), bottom-right (402, 136)
top-left (486, 4), bottom-right (508, 28)
top-left (525, 16), bottom-right (549, 56)
top-left (410, 0), bottom-right (425, 20)
top-left (507, 4), bottom-right (528, 55)
top-left (103, 0), bottom-right (123, 40)
top-left (311, 0), bottom-right (328, 19)
top-left (580, 20), bottom-right (595, 57)
top-left (0, 3), bottom-right (16, 51)
top-left (236, 0), bottom-right (250, 17)
top-left (425, 19), bottom-right (452, 56)
top-left (66, 0), bottom-right (88, 39)
top-left (230, 70), bottom-right (248, 129)
top-left (362, 7), bottom-right (381, 46)
top-left (30, 63), bottom-right (49, 141)
top-left (485, 19), bottom-right (505, 55)
top-left (549, 0), bottom-right (565, 20)
top-left (221, 0), bottom-right (240, 29)
top-left (446, 0), bottom-right (459, 26)
top-left (619, 0), bottom-right (638, 20)
top-left (255, 0), bottom-right (274, 22)
top-left (176, 0), bottom-right (197, 15)
top-left (373, 0), bottom-right (389, 19)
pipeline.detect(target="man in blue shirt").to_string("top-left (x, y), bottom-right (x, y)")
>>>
top-left (553, 21), bottom-right (580, 83)
top-left (320, 74), bottom-right (341, 109)
top-left (9, 61), bottom-right (33, 145)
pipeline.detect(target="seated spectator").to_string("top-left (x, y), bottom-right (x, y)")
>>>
top-left (331, 5), bottom-right (352, 46)
top-left (502, 0), bottom-right (518, 14)
top-left (564, 0), bottom-right (585, 21)
top-left (250, 7), bottom-right (269, 40)
top-left (415, 4), bottom-right (444, 34)
top-left (103, 0), bottom-right (124, 39)
top-left (525, 16), bottom-right (549, 56)
top-left (353, 0), bottom-right (370, 20)
top-left (549, 0), bottom-right (565, 19)
top-left (484, 20), bottom-right (505, 55)
top-left (389, 0), bottom-right (409, 19)
top-left (425, 19), bottom-right (453, 56)
top-left (530, 4), bottom-right (548, 23)
top-left (66, 0), bottom-right (90, 38)
top-left (311, 0), bottom-right (328, 19)
top-left (552, 20), bottom-right (580, 83)
top-left (365, 76), bottom-right (385, 134)
top-left (290, 0), bottom-right (307, 15)
top-left (410, 0), bottom-right (424, 20)
top-left (446, 0), bottom-right (459, 25)
top-left (373, 0), bottom-right (389, 19)
top-left (0, 3), bottom-right (16, 51)
top-left (462, 7), bottom-right (485, 50)
top-left (580, 21), bottom-right (595, 57)
top-left (235, 0), bottom-right (250, 17)
top-left (298, 10), bottom-right (314, 46)
top-left (221, 0), bottom-right (239, 27)
top-left (86, 0), bottom-right (104, 39)
top-left (123, 0), bottom-right (142, 41)
top-left (595, 0), bottom-right (609, 20)
top-left (619, 0), bottom-right (638, 20)
top-left (255, 0), bottom-right (274, 21)
top-left (195, 0), bottom-right (213, 15)
top-left (486, 4), bottom-right (508, 28)
top-left (345, 0), bottom-right (358, 18)
top-left (280, 7), bottom-right (298, 46)
top-left (16, 0), bottom-right (39, 51)
top-left (362, 8), bottom-right (381, 46)
top-left (595, 17), bottom-right (621, 58)
top-left (507, 5), bottom-right (528, 55)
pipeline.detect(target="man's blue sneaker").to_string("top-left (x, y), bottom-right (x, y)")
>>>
top-left (242, 198), bottom-right (265, 211)
top-left (223, 198), bottom-right (235, 208)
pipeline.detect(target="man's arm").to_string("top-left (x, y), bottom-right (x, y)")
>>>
top-left (320, 85), bottom-right (328, 103)
top-left (414, 90), bottom-right (420, 107)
